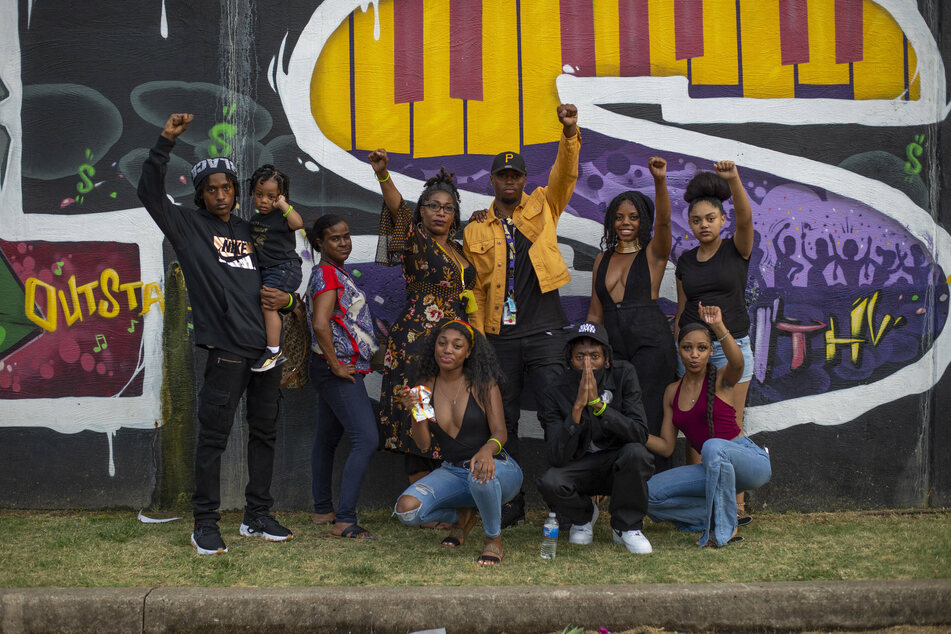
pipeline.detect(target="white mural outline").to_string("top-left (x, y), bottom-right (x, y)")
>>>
top-left (0, 2), bottom-right (164, 441)
top-left (278, 0), bottom-right (950, 435)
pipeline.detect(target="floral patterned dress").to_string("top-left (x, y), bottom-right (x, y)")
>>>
top-left (376, 200), bottom-right (476, 458)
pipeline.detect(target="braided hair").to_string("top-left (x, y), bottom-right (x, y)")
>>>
top-left (600, 191), bottom-right (655, 252)
top-left (413, 167), bottom-right (462, 239)
top-left (248, 164), bottom-right (290, 199)
top-left (411, 320), bottom-right (504, 407)
top-left (683, 171), bottom-right (731, 216)
top-left (677, 321), bottom-right (718, 439)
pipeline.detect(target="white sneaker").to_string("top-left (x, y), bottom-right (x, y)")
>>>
top-left (613, 528), bottom-right (652, 554)
top-left (568, 504), bottom-right (599, 545)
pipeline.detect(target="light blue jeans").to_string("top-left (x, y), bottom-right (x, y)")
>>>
top-left (677, 335), bottom-right (754, 383)
top-left (394, 457), bottom-right (523, 538)
top-left (647, 436), bottom-right (770, 546)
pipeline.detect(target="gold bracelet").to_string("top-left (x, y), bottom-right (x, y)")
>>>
top-left (717, 332), bottom-right (730, 342)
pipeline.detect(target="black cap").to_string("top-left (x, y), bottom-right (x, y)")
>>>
top-left (191, 157), bottom-right (237, 189)
top-left (491, 151), bottom-right (527, 175)
top-left (566, 322), bottom-right (612, 354)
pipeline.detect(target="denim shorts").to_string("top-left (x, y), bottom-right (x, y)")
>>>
top-left (261, 260), bottom-right (302, 293)
top-left (676, 334), bottom-right (754, 383)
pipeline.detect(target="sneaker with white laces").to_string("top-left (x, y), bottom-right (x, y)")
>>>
top-left (568, 504), bottom-right (600, 545)
top-left (239, 514), bottom-right (294, 542)
top-left (613, 528), bottom-right (653, 554)
top-left (191, 523), bottom-right (227, 555)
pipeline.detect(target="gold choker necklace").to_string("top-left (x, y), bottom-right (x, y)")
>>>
top-left (616, 241), bottom-right (641, 254)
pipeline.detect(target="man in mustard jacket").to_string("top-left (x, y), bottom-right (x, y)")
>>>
top-left (463, 104), bottom-right (580, 527)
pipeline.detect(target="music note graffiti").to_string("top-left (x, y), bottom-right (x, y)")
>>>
top-left (53, 261), bottom-right (64, 275)
top-left (93, 334), bottom-right (108, 352)
top-left (128, 319), bottom-right (138, 333)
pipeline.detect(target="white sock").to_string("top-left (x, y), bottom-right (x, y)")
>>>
top-left (267, 345), bottom-right (280, 354)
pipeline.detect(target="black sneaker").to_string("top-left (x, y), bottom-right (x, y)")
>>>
top-left (500, 492), bottom-right (525, 529)
top-left (191, 523), bottom-right (227, 555)
top-left (239, 514), bottom-right (294, 541)
top-left (251, 349), bottom-right (287, 373)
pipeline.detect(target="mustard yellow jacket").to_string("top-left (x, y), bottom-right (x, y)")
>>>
top-left (462, 132), bottom-right (581, 334)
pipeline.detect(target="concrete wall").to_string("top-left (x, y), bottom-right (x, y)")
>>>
top-left (0, 0), bottom-right (949, 511)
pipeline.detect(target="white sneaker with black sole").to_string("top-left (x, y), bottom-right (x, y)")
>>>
top-left (569, 504), bottom-right (600, 545)
top-left (239, 514), bottom-right (294, 542)
top-left (191, 524), bottom-right (228, 555)
top-left (613, 528), bottom-right (652, 554)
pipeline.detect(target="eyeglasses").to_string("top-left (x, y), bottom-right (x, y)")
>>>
top-left (421, 202), bottom-right (457, 214)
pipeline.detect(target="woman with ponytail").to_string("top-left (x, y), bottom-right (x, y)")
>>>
top-left (645, 303), bottom-right (771, 547)
top-left (368, 149), bottom-right (477, 488)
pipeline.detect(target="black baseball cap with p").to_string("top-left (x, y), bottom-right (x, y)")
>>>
top-left (491, 151), bottom-right (527, 175)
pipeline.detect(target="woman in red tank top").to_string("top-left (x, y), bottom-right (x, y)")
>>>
top-left (645, 304), bottom-right (771, 547)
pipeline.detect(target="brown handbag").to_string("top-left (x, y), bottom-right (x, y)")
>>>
top-left (280, 294), bottom-right (310, 389)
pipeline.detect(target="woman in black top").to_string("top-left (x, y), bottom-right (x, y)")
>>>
top-left (587, 157), bottom-right (675, 461)
top-left (674, 161), bottom-right (755, 518)
top-left (393, 320), bottom-right (523, 566)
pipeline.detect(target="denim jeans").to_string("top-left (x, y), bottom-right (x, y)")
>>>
top-left (309, 357), bottom-right (378, 524)
top-left (677, 335), bottom-right (754, 383)
top-left (394, 457), bottom-right (523, 538)
top-left (193, 349), bottom-right (282, 524)
top-left (487, 330), bottom-right (566, 461)
top-left (260, 260), bottom-right (303, 293)
top-left (647, 436), bottom-right (770, 546)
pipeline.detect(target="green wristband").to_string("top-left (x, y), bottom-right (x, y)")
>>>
top-left (282, 204), bottom-right (293, 218)
top-left (592, 401), bottom-right (607, 416)
top-left (283, 294), bottom-right (294, 310)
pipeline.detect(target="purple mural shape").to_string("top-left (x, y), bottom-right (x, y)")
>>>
top-left (361, 129), bottom-right (948, 409)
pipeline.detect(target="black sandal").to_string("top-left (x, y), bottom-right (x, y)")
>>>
top-left (331, 523), bottom-right (375, 540)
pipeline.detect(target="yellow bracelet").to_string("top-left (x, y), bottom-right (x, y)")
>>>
top-left (282, 204), bottom-right (293, 218)
top-left (377, 172), bottom-right (390, 183)
top-left (283, 294), bottom-right (294, 310)
top-left (592, 401), bottom-right (607, 416)
top-left (587, 397), bottom-right (603, 407)
top-left (488, 437), bottom-right (503, 455)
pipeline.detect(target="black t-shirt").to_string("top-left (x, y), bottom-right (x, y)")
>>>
top-left (495, 226), bottom-right (567, 339)
top-left (250, 210), bottom-right (301, 269)
top-left (676, 237), bottom-right (750, 338)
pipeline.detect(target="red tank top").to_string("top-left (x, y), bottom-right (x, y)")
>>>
top-left (671, 378), bottom-right (741, 453)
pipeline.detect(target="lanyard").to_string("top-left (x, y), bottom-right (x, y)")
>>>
top-left (499, 217), bottom-right (517, 297)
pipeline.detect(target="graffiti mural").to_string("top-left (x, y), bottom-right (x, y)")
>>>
top-left (0, 0), bottom-right (948, 508)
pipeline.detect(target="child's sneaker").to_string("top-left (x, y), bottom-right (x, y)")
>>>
top-left (251, 349), bottom-right (287, 373)
top-left (191, 523), bottom-right (227, 555)
top-left (239, 514), bottom-right (294, 542)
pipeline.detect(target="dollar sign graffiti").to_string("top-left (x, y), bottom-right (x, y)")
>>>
top-left (904, 134), bottom-right (925, 177)
top-left (76, 163), bottom-right (96, 194)
top-left (207, 122), bottom-right (236, 158)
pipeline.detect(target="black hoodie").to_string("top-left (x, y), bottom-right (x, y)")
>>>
top-left (137, 135), bottom-right (265, 358)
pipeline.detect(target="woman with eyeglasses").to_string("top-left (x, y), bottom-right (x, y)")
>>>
top-left (368, 149), bottom-right (478, 498)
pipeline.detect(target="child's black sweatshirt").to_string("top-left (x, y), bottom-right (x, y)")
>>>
top-left (138, 135), bottom-right (265, 359)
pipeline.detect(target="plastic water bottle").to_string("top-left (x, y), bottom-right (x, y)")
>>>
top-left (540, 512), bottom-right (559, 559)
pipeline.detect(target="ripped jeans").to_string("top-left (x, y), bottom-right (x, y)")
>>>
top-left (394, 457), bottom-right (523, 538)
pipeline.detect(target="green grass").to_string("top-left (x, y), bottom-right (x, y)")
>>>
top-left (0, 509), bottom-right (948, 587)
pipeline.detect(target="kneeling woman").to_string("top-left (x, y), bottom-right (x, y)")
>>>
top-left (646, 303), bottom-right (771, 547)
top-left (394, 320), bottom-right (522, 566)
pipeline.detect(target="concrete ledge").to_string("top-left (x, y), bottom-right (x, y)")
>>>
top-left (1, 580), bottom-right (949, 633)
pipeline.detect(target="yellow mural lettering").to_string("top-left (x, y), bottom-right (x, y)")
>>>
top-left (140, 282), bottom-right (165, 316)
top-left (119, 281), bottom-right (144, 311)
top-left (22, 272), bottom-right (163, 332)
top-left (24, 277), bottom-right (57, 331)
top-left (97, 269), bottom-right (122, 319)
top-left (76, 279), bottom-right (100, 316)
top-left (826, 293), bottom-right (905, 363)
top-left (57, 276), bottom-right (84, 327)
